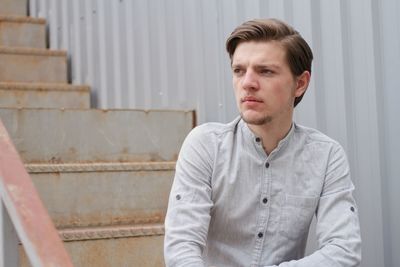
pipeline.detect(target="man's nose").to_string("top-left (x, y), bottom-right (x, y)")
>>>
top-left (241, 70), bottom-right (258, 90)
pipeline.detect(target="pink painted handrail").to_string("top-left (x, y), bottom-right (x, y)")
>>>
top-left (0, 120), bottom-right (74, 267)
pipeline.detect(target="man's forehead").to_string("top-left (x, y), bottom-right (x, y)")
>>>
top-left (233, 41), bottom-right (285, 56)
top-left (231, 41), bottom-right (287, 66)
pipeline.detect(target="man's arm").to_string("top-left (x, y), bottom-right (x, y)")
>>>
top-left (267, 144), bottom-right (362, 267)
top-left (164, 126), bottom-right (215, 267)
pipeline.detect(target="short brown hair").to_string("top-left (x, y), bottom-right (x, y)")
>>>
top-left (226, 18), bottom-right (313, 107)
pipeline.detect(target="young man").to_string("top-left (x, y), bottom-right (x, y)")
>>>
top-left (164, 19), bottom-right (361, 267)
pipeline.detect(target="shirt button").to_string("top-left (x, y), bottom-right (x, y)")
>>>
top-left (255, 137), bottom-right (261, 142)
top-left (258, 232), bottom-right (263, 238)
top-left (350, 206), bottom-right (355, 212)
top-left (262, 198), bottom-right (268, 204)
top-left (265, 162), bottom-right (270, 168)
top-left (176, 194), bottom-right (181, 200)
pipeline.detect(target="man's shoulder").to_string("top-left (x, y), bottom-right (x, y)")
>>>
top-left (294, 123), bottom-right (341, 147)
top-left (188, 117), bottom-right (240, 140)
top-left (180, 117), bottom-right (240, 159)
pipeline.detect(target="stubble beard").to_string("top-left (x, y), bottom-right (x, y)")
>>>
top-left (240, 112), bottom-right (272, 126)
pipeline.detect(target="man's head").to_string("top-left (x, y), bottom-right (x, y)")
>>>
top-left (226, 18), bottom-right (313, 107)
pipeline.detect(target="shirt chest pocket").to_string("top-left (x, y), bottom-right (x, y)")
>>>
top-left (279, 194), bottom-right (319, 240)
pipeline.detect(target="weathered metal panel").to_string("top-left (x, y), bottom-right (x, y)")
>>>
top-left (0, 16), bottom-right (46, 48)
top-left (377, 0), bottom-right (400, 266)
top-left (20, 235), bottom-right (165, 267)
top-left (340, 1), bottom-right (385, 266)
top-left (0, 108), bottom-right (194, 163)
top-left (28, 162), bottom-right (175, 228)
top-left (0, 0), bottom-right (27, 16)
top-left (0, 82), bottom-right (90, 109)
top-left (0, 48), bottom-right (67, 83)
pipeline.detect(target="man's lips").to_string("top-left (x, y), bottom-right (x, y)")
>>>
top-left (241, 96), bottom-right (263, 103)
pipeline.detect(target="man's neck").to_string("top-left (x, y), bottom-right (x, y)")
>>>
top-left (247, 119), bottom-right (293, 155)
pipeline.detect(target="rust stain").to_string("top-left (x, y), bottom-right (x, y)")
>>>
top-left (71, 236), bottom-right (165, 267)
top-left (52, 210), bottom-right (166, 229)
top-left (121, 147), bottom-right (129, 154)
top-left (68, 147), bottom-right (77, 159)
top-left (49, 156), bottom-right (62, 164)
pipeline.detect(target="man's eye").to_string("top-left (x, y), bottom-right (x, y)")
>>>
top-left (260, 69), bottom-right (273, 74)
top-left (233, 69), bottom-right (243, 74)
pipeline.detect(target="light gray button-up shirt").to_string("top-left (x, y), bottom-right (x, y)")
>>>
top-left (164, 117), bottom-right (361, 267)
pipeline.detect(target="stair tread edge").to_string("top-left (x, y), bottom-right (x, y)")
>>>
top-left (0, 46), bottom-right (67, 56)
top-left (0, 82), bottom-right (90, 91)
top-left (0, 15), bottom-right (46, 24)
top-left (26, 161), bottom-right (177, 173)
top-left (58, 223), bottom-right (165, 241)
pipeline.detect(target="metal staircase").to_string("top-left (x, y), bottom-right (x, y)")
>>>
top-left (0, 1), bottom-right (194, 266)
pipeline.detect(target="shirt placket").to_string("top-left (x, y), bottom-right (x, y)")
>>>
top-left (251, 138), bottom-right (272, 267)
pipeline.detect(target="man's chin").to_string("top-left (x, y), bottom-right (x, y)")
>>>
top-left (240, 113), bottom-right (272, 125)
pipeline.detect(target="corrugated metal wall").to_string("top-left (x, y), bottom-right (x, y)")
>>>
top-left (29, 0), bottom-right (400, 266)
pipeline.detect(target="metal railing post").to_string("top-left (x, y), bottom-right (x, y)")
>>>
top-left (0, 198), bottom-right (19, 267)
top-left (0, 120), bottom-right (74, 267)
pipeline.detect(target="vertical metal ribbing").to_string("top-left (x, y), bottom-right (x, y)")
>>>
top-left (72, 0), bottom-right (82, 84)
top-left (38, 0), bottom-right (47, 18)
top-left (97, 0), bottom-right (108, 108)
top-left (61, 0), bottom-right (69, 51)
top-left (344, 1), bottom-right (385, 266)
top-left (85, 0), bottom-right (95, 96)
top-left (111, 0), bottom-right (122, 107)
top-left (125, 0), bottom-right (136, 107)
top-left (319, 1), bottom-right (348, 146)
top-left (292, 0), bottom-right (318, 129)
top-left (141, 1), bottom-right (152, 109)
top-left (29, 0), bottom-right (37, 17)
top-left (48, 0), bottom-right (58, 49)
top-left (157, 0), bottom-right (169, 108)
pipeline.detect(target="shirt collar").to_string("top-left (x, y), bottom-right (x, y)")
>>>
top-left (238, 117), bottom-right (296, 154)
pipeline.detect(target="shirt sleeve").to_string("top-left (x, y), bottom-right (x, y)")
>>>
top-left (164, 126), bottom-right (215, 267)
top-left (265, 144), bottom-right (362, 267)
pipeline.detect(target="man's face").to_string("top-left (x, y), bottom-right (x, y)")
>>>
top-left (232, 41), bottom-right (307, 126)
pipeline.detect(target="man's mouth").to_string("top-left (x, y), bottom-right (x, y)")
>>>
top-left (241, 96), bottom-right (263, 103)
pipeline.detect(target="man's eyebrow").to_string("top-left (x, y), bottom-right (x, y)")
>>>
top-left (255, 63), bottom-right (282, 70)
top-left (231, 64), bottom-right (243, 69)
top-left (231, 63), bottom-right (282, 70)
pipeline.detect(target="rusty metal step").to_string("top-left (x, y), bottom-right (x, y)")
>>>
top-left (0, 0), bottom-right (27, 16)
top-left (0, 15), bottom-right (46, 48)
top-left (20, 224), bottom-right (165, 266)
top-left (0, 108), bottom-right (194, 163)
top-left (0, 82), bottom-right (90, 108)
top-left (19, 162), bottom-right (172, 266)
top-left (0, 47), bottom-right (67, 83)
top-left (26, 161), bottom-right (175, 228)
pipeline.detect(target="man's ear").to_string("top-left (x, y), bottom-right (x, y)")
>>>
top-left (294, 71), bottom-right (311, 97)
